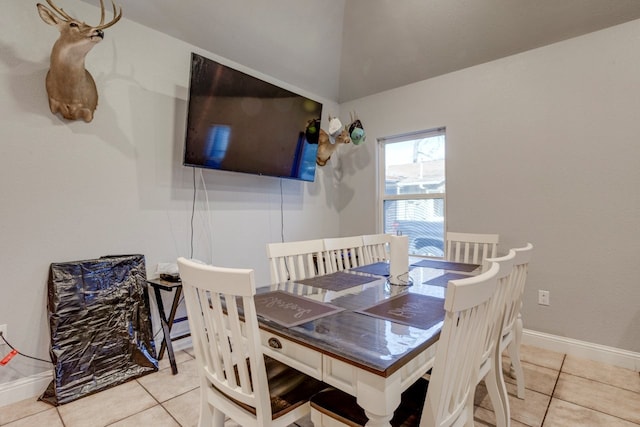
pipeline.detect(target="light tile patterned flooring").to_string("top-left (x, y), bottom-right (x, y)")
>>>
top-left (1, 344), bottom-right (639, 426)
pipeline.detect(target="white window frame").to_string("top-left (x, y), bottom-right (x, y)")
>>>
top-left (377, 127), bottom-right (446, 256)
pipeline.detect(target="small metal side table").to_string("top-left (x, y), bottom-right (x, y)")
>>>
top-left (146, 278), bottom-right (190, 375)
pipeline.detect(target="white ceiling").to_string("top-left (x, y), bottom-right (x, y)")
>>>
top-left (79, 0), bottom-right (640, 103)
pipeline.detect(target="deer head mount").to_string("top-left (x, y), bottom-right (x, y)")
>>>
top-left (37, 0), bottom-right (122, 122)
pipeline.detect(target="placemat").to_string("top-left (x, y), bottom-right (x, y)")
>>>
top-left (296, 271), bottom-right (377, 292)
top-left (423, 272), bottom-right (470, 287)
top-left (254, 290), bottom-right (343, 327)
top-left (358, 293), bottom-right (445, 330)
top-left (411, 259), bottom-right (480, 273)
top-left (350, 262), bottom-right (417, 277)
top-left (350, 262), bottom-right (390, 276)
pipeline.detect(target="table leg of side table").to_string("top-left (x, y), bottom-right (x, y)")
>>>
top-left (153, 286), bottom-right (178, 375)
top-left (158, 287), bottom-right (183, 360)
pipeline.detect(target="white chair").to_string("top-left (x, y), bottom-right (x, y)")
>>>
top-left (361, 233), bottom-right (392, 264)
top-left (446, 231), bottom-right (499, 268)
top-left (479, 250), bottom-right (516, 427)
top-left (310, 262), bottom-right (500, 427)
top-left (266, 239), bottom-right (327, 284)
top-left (323, 236), bottom-right (365, 271)
top-left (499, 242), bottom-right (534, 400)
top-left (176, 257), bottom-right (327, 427)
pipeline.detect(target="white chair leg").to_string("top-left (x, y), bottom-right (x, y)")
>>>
top-left (310, 407), bottom-right (325, 427)
top-left (463, 394), bottom-right (473, 427)
top-left (211, 408), bottom-right (225, 427)
top-left (508, 315), bottom-right (525, 399)
top-left (197, 398), bottom-right (213, 427)
top-left (492, 348), bottom-right (511, 426)
top-left (494, 346), bottom-right (511, 426)
top-left (486, 357), bottom-right (509, 427)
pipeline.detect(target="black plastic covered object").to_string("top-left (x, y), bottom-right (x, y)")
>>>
top-left (40, 254), bottom-right (158, 406)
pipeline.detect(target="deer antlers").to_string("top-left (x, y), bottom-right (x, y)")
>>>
top-left (43, 0), bottom-right (122, 29)
top-left (37, 0), bottom-right (122, 122)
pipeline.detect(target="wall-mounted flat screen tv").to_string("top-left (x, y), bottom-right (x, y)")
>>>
top-left (183, 53), bottom-right (323, 182)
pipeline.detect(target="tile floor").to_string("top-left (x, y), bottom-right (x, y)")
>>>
top-left (1, 344), bottom-right (639, 426)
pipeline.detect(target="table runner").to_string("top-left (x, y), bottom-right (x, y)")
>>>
top-left (358, 292), bottom-right (445, 330)
top-left (410, 258), bottom-right (480, 273)
top-left (255, 290), bottom-right (343, 327)
top-left (296, 271), bottom-right (377, 292)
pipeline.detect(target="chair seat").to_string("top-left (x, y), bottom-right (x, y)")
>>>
top-left (225, 356), bottom-right (327, 420)
top-left (310, 377), bottom-right (429, 427)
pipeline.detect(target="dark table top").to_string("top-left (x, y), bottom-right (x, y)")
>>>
top-left (256, 261), bottom-right (477, 377)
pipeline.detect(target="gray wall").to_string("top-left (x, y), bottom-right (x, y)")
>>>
top-left (0, 1), bottom-right (341, 387)
top-left (338, 20), bottom-right (640, 353)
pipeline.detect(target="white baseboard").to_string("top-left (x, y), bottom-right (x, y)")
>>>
top-left (0, 337), bottom-right (193, 409)
top-left (171, 337), bottom-right (193, 353)
top-left (2, 331), bottom-right (638, 409)
top-left (0, 371), bottom-right (52, 408)
top-left (523, 329), bottom-right (640, 371)
top-left (152, 335), bottom-right (192, 356)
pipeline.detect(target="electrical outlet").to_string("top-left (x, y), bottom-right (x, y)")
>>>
top-left (0, 324), bottom-right (7, 342)
top-left (538, 290), bottom-right (550, 306)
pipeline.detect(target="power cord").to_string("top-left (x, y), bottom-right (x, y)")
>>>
top-left (280, 178), bottom-right (291, 280)
top-left (0, 331), bottom-right (52, 365)
top-left (199, 169), bottom-right (215, 264)
top-left (190, 167), bottom-right (196, 259)
top-left (280, 178), bottom-right (285, 243)
top-left (386, 272), bottom-right (414, 287)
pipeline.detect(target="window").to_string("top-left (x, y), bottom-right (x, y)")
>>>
top-left (379, 128), bottom-right (446, 257)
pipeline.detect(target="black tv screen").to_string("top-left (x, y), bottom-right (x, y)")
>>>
top-left (183, 53), bottom-right (323, 182)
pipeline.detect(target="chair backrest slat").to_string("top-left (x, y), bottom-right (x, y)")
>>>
top-left (502, 243), bottom-right (533, 333)
top-left (177, 258), bottom-right (272, 419)
top-left (420, 262), bottom-right (499, 427)
top-left (267, 239), bottom-right (326, 284)
top-left (323, 236), bottom-right (365, 271)
top-left (446, 232), bottom-right (499, 269)
top-left (362, 233), bottom-right (392, 264)
top-left (481, 250), bottom-right (516, 373)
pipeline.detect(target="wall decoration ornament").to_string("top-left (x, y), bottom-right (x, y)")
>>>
top-left (316, 116), bottom-right (351, 166)
top-left (347, 111), bottom-right (366, 145)
top-left (37, 0), bottom-right (122, 122)
top-left (315, 113), bottom-right (366, 167)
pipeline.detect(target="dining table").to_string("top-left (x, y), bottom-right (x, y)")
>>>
top-left (254, 258), bottom-right (480, 427)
